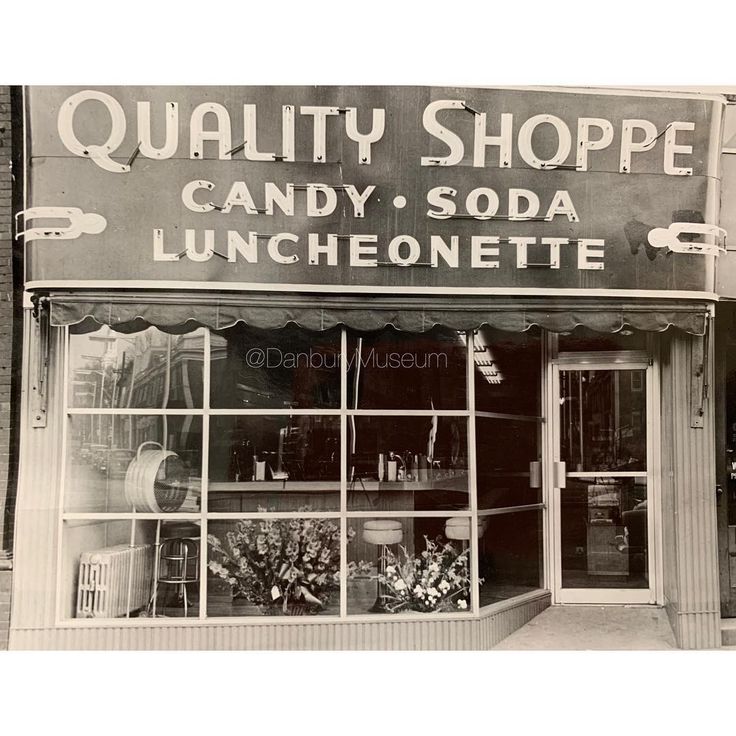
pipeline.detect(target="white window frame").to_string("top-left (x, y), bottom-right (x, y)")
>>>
top-left (56, 323), bottom-right (548, 626)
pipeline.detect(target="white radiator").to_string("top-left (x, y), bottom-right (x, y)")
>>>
top-left (76, 543), bottom-right (154, 618)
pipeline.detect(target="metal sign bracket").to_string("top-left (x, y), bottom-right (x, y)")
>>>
top-left (30, 294), bottom-right (49, 428)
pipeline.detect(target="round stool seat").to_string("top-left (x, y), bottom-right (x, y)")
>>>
top-left (445, 517), bottom-right (488, 541)
top-left (161, 521), bottom-right (200, 539)
top-left (362, 520), bottom-right (403, 545)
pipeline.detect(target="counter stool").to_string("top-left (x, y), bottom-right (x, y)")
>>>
top-left (444, 517), bottom-right (488, 548)
top-left (161, 521), bottom-right (201, 540)
top-left (153, 537), bottom-right (200, 617)
top-left (362, 520), bottom-right (403, 613)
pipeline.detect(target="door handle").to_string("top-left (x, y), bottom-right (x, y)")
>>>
top-left (529, 461), bottom-right (542, 488)
top-left (554, 461), bottom-right (566, 489)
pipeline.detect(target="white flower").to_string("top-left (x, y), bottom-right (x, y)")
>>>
top-left (427, 587), bottom-right (439, 598)
top-left (394, 579), bottom-right (407, 591)
top-left (438, 580), bottom-right (450, 593)
top-left (457, 599), bottom-right (468, 610)
top-left (385, 565), bottom-right (396, 576)
top-left (413, 585), bottom-right (424, 596)
top-left (429, 562), bottom-right (440, 573)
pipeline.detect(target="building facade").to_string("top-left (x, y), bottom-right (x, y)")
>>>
top-left (3, 85), bottom-right (731, 649)
top-left (0, 85), bottom-right (20, 651)
top-left (714, 100), bottom-right (736, 638)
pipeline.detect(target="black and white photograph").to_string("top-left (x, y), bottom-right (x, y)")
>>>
top-left (1, 3), bottom-right (735, 734)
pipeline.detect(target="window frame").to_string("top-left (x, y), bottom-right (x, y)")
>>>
top-left (57, 323), bottom-right (546, 626)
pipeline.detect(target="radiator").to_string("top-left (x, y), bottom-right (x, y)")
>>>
top-left (76, 543), bottom-right (154, 618)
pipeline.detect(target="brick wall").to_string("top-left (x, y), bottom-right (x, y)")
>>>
top-left (0, 85), bottom-right (18, 649)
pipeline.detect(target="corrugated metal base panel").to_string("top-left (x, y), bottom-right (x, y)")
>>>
top-left (675, 612), bottom-right (721, 650)
top-left (9, 592), bottom-right (550, 651)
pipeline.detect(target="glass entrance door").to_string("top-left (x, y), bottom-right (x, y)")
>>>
top-left (552, 356), bottom-right (655, 604)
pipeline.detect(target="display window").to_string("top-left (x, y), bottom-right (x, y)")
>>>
top-left (346, 516), bottom-right (474, 615)
top-left (60, 322), bottom-right (545, 621)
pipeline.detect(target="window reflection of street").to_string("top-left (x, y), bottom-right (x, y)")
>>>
top-left (69, 326), bottom-right (205, 411)
top-left (560, 369), bottom-right (647, 473)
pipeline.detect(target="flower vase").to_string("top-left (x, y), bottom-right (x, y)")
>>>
top-left (262, 601), bottom-right (313, 616)
top-left (281, 603), bottom-right (309, 616)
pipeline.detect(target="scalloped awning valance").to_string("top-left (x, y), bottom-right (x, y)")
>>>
top-left (44, 291), bottom-right (711, 336)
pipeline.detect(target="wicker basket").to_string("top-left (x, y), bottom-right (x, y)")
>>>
top-left (124, 441), bottom-right (189, 513)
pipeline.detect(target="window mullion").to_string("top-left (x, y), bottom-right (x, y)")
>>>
top-left (55, 324), bottom-right (70, 625)
top-left (200, 327), bottom-right (211, 619)
top-left (340, 327), bottom-right (347, 619)
top-left (467, 330), bottom-right (480, 616)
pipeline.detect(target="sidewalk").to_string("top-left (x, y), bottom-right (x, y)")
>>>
top-left (493, 605), bottom-right (677, 650)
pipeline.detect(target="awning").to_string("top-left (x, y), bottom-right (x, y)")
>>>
top-left (46, 291), bottom-right (712, 335)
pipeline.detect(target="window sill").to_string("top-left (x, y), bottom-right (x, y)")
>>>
top-left (49, 589), bottom-right (550, 629)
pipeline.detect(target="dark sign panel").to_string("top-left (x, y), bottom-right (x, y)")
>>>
top-left (24, 86), bottom-right (724, 295)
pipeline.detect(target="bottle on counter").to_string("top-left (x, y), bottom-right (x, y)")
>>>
top-left (418, 454), bottom-right (429, 481)
top-left (232, 439), bottom-right (253, 482)
top-left (387, 451), bottom-right (398, 481)
top-left (404, 451), bottom-right (414, 480)
top-left (253, 452), bottom-right (266, 481)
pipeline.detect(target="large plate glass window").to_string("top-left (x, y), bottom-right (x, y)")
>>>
top-left (210, 325), bottom-right (341, 409)
top-left (59, 320), bottom-right (546, 621)
top-left (472, 327), bottom-right (545, 608)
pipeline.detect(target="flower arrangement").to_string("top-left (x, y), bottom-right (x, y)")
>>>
top-left (208, 508), bottom-right (344, 615)
top-left (378, 537), bottom-right (471, 613)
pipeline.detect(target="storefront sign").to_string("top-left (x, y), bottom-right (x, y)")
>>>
top-left (23, 86), bottom-right (724, 294)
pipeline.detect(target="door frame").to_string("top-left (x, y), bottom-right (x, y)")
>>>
top-left (544, 345), bottom-right (663, 605)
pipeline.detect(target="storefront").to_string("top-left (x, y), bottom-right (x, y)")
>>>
top-left (8, 86), bottom-right (726, 649)
top-left (714, 100), bottom-right (736, 630)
